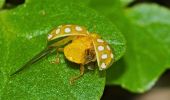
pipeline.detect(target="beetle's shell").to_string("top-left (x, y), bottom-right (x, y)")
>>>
top-left (48, 25), bottom-right (89, 41)
top-left (91, 33), bottom-right (114, 70)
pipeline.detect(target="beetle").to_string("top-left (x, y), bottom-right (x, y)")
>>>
top-left (10, 24), bottom-right (114, 84)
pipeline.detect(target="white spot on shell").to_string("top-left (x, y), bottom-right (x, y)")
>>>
top-left (65, 28), bottom-right (71, 33)
top-left (107, 45), bottom-right (111, 50)
top-left (75, 26), bottom-right (82, 31)
top-left (56, 29), bottom-right (60, 34)
top-left (101, 63), bottom-right (106, 69)
top-left (48, 34), bottom-right (53, 40)
top-left (98, 46), bottom-right (104, 51)
top-left (111, 53), bottom-right (114, 58)
top-left (97, 39), bottom-right (104, 43)
top-left (101, 54), bottom-right (108, 59)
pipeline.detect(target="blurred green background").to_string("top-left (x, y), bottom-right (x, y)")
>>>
top-left (0, 0), bottom-right (170, 100)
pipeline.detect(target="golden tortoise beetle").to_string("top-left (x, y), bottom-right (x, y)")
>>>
top-left (11, 24), bottom-right (114, 84)
top-left (48, 25), bottom-right (114, 83)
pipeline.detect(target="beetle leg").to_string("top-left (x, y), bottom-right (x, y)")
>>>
top-left (70, 64), bottom-right (84, 84)
top-left (58, 48), bottom-right (64, 52)
top-left (51, 48), bottom-right (63, 64)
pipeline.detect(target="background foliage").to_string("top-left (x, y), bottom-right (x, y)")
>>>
top-left (0, 0), bottom-right (170, 99)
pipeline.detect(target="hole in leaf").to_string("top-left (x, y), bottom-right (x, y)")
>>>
top-left (3, 0), bottom-right (25, 9)
top-left (128, 0), bottom-right (170, 8)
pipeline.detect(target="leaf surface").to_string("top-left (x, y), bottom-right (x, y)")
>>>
top-left (0, 0), bottom-right (126, 99)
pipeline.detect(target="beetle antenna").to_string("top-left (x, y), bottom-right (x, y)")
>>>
top-left (10, 47), bottom-right (56, 76)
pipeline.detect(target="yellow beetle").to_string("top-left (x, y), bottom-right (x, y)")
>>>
top-left (11, 24), bottom-right (114, 84)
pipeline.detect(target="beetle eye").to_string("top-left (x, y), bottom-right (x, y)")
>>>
top-left (84, 49), bottom-right (96, 64)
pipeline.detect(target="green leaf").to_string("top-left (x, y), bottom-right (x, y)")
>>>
top-left (0, 0), bottom-right (126, 99)
top-left (126, 4), bottom-right (170, 68)
top-left (108, 4), bottom-right (170, 93)
top-left (87, 1), bottom-right (170, 92)
top-left (120, 0), bottom-right (133, 6)
top-left (0, 0), bottom-right (4, 8)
